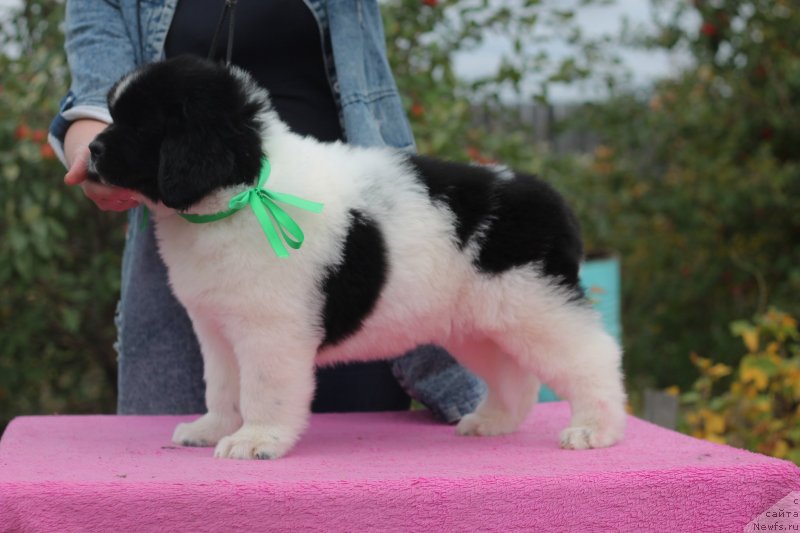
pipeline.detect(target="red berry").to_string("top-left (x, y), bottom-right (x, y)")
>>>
top-left (40, 144), bottom-right (55, 160)
top-left (32, 129), bottom-right (47, 143)
top-left (466, 146), bottom-right (495, 165)
top-left (700, 22), bottom-right (717, 37)
top-left (14, 123), bottom-right (30, 140)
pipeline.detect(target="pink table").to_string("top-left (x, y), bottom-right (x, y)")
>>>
top-left (1, 402), bottom-right (798, 532)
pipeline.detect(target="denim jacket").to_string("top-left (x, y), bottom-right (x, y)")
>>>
top-left (49, 0), bottom-right (484, 423)
top-left (49, 0), bottom-right (415, 159)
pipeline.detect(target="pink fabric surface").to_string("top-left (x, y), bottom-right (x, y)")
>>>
top-left (1, 402), bottom-right (798, 532)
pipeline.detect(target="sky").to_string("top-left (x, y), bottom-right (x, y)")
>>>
top-left (452, 0), bottom-right (690, 102)
top-left (0, 0), bottom-right (686, 103)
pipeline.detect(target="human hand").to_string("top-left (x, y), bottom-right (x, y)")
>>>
top-left (63, 119), bottom-right (140, 212)
top-left (64, 145), bottom-right (140, 212)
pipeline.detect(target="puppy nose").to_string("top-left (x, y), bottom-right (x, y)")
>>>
top-left (88, 141), bottom-right (104, 159)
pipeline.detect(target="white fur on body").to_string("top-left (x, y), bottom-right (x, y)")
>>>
top-left (156, 116), bottom-right (627, 459)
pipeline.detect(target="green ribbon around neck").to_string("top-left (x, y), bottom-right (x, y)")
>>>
top-left (179, 158), bottom-right (323, 258)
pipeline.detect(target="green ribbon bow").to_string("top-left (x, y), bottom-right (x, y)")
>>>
top-left (179, 158), bottom-right (323, 258)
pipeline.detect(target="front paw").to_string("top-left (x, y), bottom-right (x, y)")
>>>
top-left (214, 424), bottom-right (299, 460)
top-left (173, 413), bottom-right (242, 447)
top-left (559, 424), bottom-right (624, 449)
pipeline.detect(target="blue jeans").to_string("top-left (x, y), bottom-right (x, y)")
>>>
top-left (116, 207), bottom-right (485, 421)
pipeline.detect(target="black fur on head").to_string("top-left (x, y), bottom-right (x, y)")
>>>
top-left (88, 55), bottom-right (266, 210)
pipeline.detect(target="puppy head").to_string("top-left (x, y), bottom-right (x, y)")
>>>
top-left (89, 55), bottom-right (267, 210)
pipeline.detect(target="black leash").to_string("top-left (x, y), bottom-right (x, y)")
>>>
top-left (208, 0), bottom-right (238, 65)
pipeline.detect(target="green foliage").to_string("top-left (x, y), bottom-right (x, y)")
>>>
top-left (679, 310), bottom-right (800, 463)
top-left (1, 1), bottom-right (121, 431)
top-left (569, 0), bottom-right (800, 389)
top-left (383, 0), bottom-right (617, 165)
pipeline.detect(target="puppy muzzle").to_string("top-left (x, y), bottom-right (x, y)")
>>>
top-left (86, 141), bottom-right (105, 183)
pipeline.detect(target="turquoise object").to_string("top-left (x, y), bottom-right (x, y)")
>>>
top-left (538, 255), bottom-right (621, 402)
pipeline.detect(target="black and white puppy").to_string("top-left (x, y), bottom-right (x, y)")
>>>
top-left (89, 56), bottom-right (626, 459)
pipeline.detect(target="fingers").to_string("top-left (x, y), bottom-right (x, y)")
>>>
top-left (62, 123), bottom-right (140, 212)
top-left (64, 145), bottom-right (91, 186)
top-left (80, 181), bottom-right (141, 212)
top-left (63, 145), bottom-right (141, 212)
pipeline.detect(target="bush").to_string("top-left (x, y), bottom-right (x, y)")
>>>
top-left (679, 310), bottom-right (800, 463)
top-left (382, 0), bottom-right (617, 165)
top-left (571, 0), bottom-right (800, 389)
top-left (0, 1), bottom-right (122, 432)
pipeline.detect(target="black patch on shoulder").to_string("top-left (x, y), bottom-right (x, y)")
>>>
top-left (407, 154), bottom-right (494, 247)
top-left (319, 210), bottom-right (388, 349)
top-left (407, 154), bottom-right (583, 295)
top-left (477, 173), bottom-right (584, 293)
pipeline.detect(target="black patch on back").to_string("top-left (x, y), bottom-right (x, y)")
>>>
top-left (319, 210), bottom-right (388, 349)
top-left (407, 154), bottom-right (583, 295)
top-left (407, 155), bottom-right (494, 247)
top-left (477, 173), bottom-right (584, 294)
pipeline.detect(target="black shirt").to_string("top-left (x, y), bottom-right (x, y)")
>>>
top-left (165, 0), bottom-right (344, 143)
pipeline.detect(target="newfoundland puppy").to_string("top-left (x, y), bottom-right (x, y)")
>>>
top-left (88, 56), bottom-right (626, 459)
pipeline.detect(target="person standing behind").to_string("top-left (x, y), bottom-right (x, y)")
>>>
top-left (50, 0), bottom-right (485, 422)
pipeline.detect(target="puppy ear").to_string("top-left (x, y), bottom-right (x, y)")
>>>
top-left (157, 118), bottom-right (237, 210)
